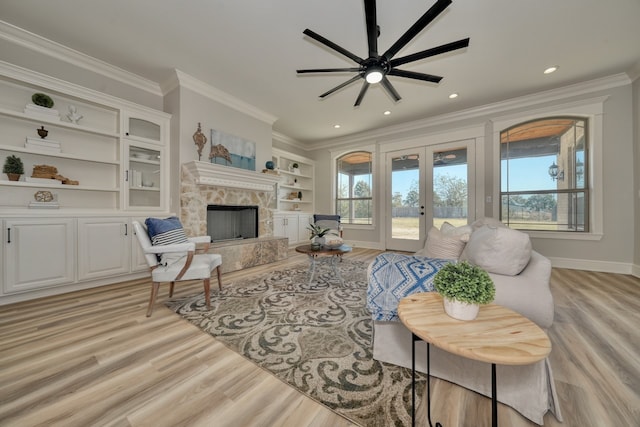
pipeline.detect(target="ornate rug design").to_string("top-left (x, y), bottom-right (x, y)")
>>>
top-left (166, 260), bottom-right (426, 426)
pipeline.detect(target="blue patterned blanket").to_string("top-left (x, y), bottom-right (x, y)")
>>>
top-left (366, 253), bottom-right (453, 321)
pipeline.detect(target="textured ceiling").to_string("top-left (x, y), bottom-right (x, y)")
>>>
top-left (1, 0), bottom-right (639, 145)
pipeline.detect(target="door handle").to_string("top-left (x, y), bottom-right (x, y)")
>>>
top-left (7, 227), bottom-right (10, 244)
top-left (124, 224), bottom-right (128, 236)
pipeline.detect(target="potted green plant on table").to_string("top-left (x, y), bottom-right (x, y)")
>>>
top-left (3, 155), bottom-right (25, 181)
top-left (307, 223), bottom-right (343, 249)
top-left (433, 261), bottom-right (495, 321)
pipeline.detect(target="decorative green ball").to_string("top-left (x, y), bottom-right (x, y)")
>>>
top-left (32, 93), bottom-right (54, 108)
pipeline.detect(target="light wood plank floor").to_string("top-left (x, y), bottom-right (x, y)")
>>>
top-left (1, 248), bottom-right (639, 426)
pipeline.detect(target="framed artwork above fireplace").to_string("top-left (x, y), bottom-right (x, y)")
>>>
top-left (209, 129), bottom-right (256, 171)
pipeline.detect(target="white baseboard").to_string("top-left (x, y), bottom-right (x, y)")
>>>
top-left (548, 256), bottom-right (634, 275)
top-left (631, 263), bottom-right (640, 279)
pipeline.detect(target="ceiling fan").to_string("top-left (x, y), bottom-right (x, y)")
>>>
top-left (297, 0), bottom-right (470, 106)
top-left (434, 152), bottom-right (457, 165)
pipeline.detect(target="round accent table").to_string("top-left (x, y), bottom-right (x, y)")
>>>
top-left (295, 244), bottom-right (352, 284)
top-left (398, 292), bottom-right (551, 427)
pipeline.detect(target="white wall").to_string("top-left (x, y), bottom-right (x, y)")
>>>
top-left (307, 77), bottom-right (638, 273)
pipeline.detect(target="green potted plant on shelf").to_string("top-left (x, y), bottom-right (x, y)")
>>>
top-left (3, 155), bottom-right (25, 181)
top-left (433, 261), bottom-right (495, 321)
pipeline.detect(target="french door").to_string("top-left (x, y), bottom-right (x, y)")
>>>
top-left (385, 141), bottom-right (474, 252)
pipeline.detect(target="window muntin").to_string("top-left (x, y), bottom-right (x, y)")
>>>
top-left (500, 117), bottom-right (588, 231)
top-left (336, 151), bottom-right (373, 225)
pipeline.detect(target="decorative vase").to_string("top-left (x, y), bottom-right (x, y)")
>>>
top-left (265, 160), bottom-right (275, 170)
top-left (37, 126), bottom-right (48, 139)
top-left (7, 173), bottom-right (21, 181)
top-left (443, 297), bottom-right (479, 321)
top-left (313, 236), bottom-right (325, 246)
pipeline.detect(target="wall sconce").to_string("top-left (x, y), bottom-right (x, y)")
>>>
top-left (548, 161), bottom-right (564, 181)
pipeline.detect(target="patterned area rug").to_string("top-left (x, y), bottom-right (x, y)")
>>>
top-left (166, 259), bottom-right (426, 426)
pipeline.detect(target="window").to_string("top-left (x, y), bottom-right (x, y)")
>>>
top-left (500, 117), bottom-right (588, 231)
top-left (336, 151), bottom-right (373, 225)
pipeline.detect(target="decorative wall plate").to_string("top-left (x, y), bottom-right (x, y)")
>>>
top-left (34, 190), bottom-right (54, 202)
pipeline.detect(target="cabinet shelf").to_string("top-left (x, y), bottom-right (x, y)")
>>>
top-left (279, 169), bottom-right (312, 179)
top-left (0, 144), bottom-right (119, 165)
top-left (130, 186), bottom-right (160, 192)
top-left (280, 184), bottom-right (312, 191)
top-left (279, 199), bottom-right (312, 204)
top-left (0, 107), bottom-right (119, 138)
top-left (0, 180), bottom-right (118, 192)
top-left (130, 158), bottom-right (160, 166)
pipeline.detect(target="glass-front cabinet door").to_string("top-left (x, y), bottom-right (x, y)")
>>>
top-left (122, 110), bottom-right (164, 145)
top-left (124, 141), bottom-right (163, 210)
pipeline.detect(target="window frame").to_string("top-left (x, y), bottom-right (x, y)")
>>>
top-left (492, 97), bottom-right (606, 240)
top-left (331, 146), bottom-right (376, 228)
top-left (500, 116), bottom-right (589, 232)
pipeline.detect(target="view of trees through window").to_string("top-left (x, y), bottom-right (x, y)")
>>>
top-left (500, 117), bottom-right (588, 231)
top-left (336, 151), bottom-right (373, 225)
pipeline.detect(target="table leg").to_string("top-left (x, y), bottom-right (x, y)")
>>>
top-left (331, 255), bottom-right (343, 284)
top-left (411, 334), bottom-right (441, 427)
top-left (492, 363), bottom-right (497, 427)
top-left (307, 254), bottom-right (317, 284)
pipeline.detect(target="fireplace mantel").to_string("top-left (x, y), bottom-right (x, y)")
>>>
top-left (183, 160), bottom-right (280, 192)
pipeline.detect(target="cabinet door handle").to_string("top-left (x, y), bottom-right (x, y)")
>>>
top-left (7, 227), bottom-right (10, 244)
top-left (124, 224), bottom-right (128, 236)
top-left (125, 170), bottom-right (129, 182)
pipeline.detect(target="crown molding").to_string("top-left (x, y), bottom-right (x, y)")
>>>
top-left (0, 20), bottom-right (163, 97)
top-left (307, 72), bottom-right (632, 150)
top-left (163, 69), bottom-right (278, 126)
top-left (272, 131), bottom-right (307, 151)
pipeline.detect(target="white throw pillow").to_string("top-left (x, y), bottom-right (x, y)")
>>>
top-left (415, 226), bottom-right (466, 260)
top-left (461, 225), bottom-right (532, 276)
top-left (470, 217), bottom-right (507, 231)
top-left (440, 221), bottom-right (472, 242)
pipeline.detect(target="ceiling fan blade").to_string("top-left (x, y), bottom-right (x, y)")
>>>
top-left (354, 81), bottom-right (370, 106)
top-left (297, 68), bottom-right (360, 74)
top-left (388, 68), bottom-right (442, 83)
top-left (303, 29), bottom-right (364, 64)
top-left (364, 0), bottom-right (378, 57)
top-left (380, 76), bottom-right (401, 102)
top-left (390, 38), bottom-right (470, 67)
top-left (319, 75), bottom-right (362, 98)
top-left (383, 0), bottom-right (451, 60)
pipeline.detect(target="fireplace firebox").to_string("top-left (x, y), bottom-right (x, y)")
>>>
top-left (207, 205), bottom-right (258, 242)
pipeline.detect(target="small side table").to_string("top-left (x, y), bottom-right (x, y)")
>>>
top-left (398, 292), bottom-right (551, 427)
top-left (295, 244), bottom-right (352, 284)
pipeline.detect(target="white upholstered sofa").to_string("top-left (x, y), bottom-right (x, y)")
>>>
top-left (367, 218), bottom-right (562, 424)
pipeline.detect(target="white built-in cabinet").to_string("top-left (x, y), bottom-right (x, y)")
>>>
top-left (0, 62), bottom-right (170, 304)
top-left (77, 217), bottom-right (130, 280)
top-left (271, 149), bottom-right (315, 246)
top-left (3, 218), bottom-right (75, 294)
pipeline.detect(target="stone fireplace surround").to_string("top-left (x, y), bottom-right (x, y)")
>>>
top-left (180, 161), bottom-right (288, 272)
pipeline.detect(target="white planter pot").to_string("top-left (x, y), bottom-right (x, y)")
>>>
top-left (443, 297), bottom-right (480, 321)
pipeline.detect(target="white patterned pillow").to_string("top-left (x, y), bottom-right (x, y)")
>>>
top-left (440, 221), bottom-right (472, 242)
top-left (415, 226), bottom-right (466, 260)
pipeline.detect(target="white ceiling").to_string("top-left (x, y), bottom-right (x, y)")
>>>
top-left (1, 0), bottom-right (639, 144)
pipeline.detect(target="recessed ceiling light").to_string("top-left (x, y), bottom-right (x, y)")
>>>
top-left (333, 124), bottom-right (341, 129)
top-left (544, 66), bottom-right (559, 74)
top-left (449, 93), bottom-right (459, 99)
top-left (383, 110), bottom-right (391, 116)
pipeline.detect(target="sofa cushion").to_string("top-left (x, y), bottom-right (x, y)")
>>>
top-left (461, 225), bottom-right (532, 276)
top-left (415, 226), bottom-right (467, 260)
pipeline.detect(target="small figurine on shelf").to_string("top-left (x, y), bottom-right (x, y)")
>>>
top-left (37, 126), bottom-right (48, 138)
top-left (66, 105), bottom-right (83, 124)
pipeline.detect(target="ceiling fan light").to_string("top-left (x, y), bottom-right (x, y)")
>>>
top-left (365, 68), bottom-right (383, 84)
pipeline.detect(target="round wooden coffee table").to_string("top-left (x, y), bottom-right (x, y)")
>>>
top-left (398, 292), bottom-right (551, 427)
top-left (295, 244), bottom-right (352, 284)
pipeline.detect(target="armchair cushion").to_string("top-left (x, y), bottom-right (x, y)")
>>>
top-left (461, 225), bottom-right (532, 276)
top-left (145, 216), bottom-right (189, 266)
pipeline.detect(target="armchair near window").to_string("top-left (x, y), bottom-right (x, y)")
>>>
top-left (313, 214), bottom-right (342, 237)
top-left (132, 220), bottom-right (222, 317)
